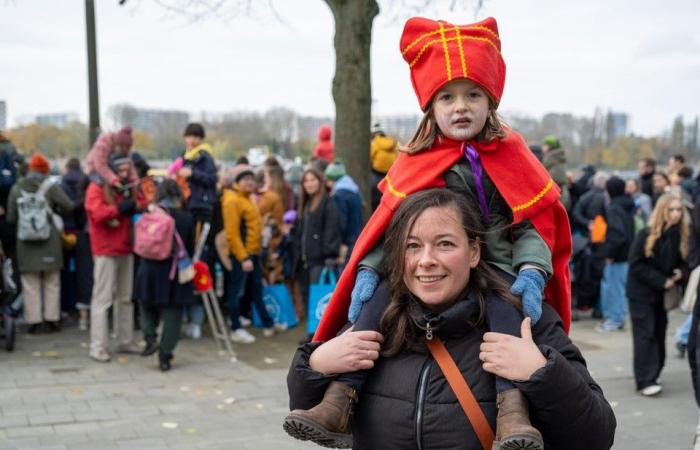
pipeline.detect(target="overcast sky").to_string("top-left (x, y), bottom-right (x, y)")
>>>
top-left (2, 0), bottom-right (699, 136)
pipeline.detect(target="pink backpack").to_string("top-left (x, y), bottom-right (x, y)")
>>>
top-left (134, 209), bottom-right (175, 260)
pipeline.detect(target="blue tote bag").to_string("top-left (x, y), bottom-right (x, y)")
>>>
top-left (307, 267), bottom-right (337, 334)
top-left (253, 283), bottom-right (298, 329)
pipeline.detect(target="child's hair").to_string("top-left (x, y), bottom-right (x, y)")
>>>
top-left (156, 178), bottom-right (184, 209)
top-left (183, 123), bottom-right (205, 139)
top-left (645, 193), bottom-right (690, 259)
top-left (404, 95), bottom-right (506, 154)
top-left (379, 188), bottom-right (519, 356)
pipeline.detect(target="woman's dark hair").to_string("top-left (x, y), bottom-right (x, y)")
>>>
top-left (297, 168), bottom-right (326, 215)
top-left (65, 157), bottom-right (81, 172)
top-left (380, 188), bottom-right (519, 356)
top-left (155, 178), bottom-right (184, 208)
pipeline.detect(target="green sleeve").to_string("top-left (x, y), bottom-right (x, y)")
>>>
top-left (358, 243), bottom-right (385, 276)
top-left (512, 219), bottom-right (553, 278)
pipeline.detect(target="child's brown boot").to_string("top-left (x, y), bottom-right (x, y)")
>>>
top-left (283, 381), bottom-right (357, 448)
top-left (495, 388), bottom-right (543, 450)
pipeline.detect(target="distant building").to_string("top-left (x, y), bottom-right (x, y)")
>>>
top-left (110, 105), bottom-right (190, 136)
top-left (35, 112), bottom-right (80, 128)
top-left (606, 111), bottom-right (629, 143)
top-left (0, 101), bottom-right (6, 130)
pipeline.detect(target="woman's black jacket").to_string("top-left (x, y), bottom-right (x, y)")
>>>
top-left (287, 285), bottom-right (616, 450)
top-left (626, 225), bottom-right (685, 303)
top-left (293, 194), bottom-right (341, 271)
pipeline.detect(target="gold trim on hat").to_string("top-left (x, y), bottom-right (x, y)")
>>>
top-left (438, 22), bottom-right (452, 81)
top-left (385, 176), bottom-right (407, 199)
top-left (409, 35), bottom-right (500, 68)
top-left (402, 24), bottom-right (500, 56)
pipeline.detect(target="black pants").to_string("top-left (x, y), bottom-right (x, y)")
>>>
top-left (629, 299), bottom-right (667, 390)
top-left (139, 303), bottom-right (184, 356)
top-left (337, 278), bottom-right (522, 393)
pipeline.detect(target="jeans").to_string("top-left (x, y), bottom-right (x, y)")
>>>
top-left (600, 262), bottom-right (628, 327)
top-left (677, 314), bottom-right (693, 345)
top-left (226, 255), bottom-right (273, 330)
top-left (184, 304), bottom-right (205, 325)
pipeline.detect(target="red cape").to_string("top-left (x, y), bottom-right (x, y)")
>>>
top-left (313, 130), bottom-right (572, 341)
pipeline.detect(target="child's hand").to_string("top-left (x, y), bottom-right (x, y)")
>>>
top-left (511, 269), bottom-right (545, 323)
top-left (480, 317), bottom-right (547, 381)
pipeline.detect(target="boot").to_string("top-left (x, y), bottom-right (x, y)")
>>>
top-left (159, 353), bottom-right (172, 372)
top-left (141, 337), bottom-right (159, 357)
top-left (495, 389), bottom-right (543, 450)
top-left (283, 381), bottom-right (357, 448)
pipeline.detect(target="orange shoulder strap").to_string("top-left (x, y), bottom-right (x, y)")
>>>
top-left (425, 338), bottom-right (495, 450)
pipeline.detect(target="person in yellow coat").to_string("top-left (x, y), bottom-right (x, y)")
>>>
top-left (369, 123), bottom-right (397, 211)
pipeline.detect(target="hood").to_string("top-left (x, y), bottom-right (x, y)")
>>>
top-left (334, 175), bottom-right (359, 194)
top-left (371, 135), bottom-right (397, 152)
top-left (317, 125), bottom-right (333, 142)
top-left (183, 143), bottom-right (213, 161)
top-left (17, 173), bottom-right (47, 192)
top-left (610, 194), bottom-right (635, 212)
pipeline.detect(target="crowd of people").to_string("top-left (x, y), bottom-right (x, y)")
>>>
top-left (0, 120), bottom-right (395, 371)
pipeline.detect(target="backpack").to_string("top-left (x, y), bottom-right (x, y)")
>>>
top-left (133, 209), bottom-right (175, 260)
top-left (16, 178), bottom-right (55, 241)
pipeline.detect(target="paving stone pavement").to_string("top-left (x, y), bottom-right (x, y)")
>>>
top-left (0, 310), bottom-right (696, 449)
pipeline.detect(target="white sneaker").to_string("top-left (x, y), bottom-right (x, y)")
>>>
top-left (78, 318), bottom-right (88, 331)
top-left (239, 316), bottom-right (252, 328)
top-left (640, 384), bottom-right (662, 396)
top-left (230, 328), bottom-right (256, 344)
top-left (190, 324), bottom-right (202, 340)
top-left (263, 327), bottom-right (276, 338)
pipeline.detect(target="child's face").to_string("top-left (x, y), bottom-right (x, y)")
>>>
top-left (185, 135), bottom-right (202, 150)
top-left (433, 79), bottom-right (490, 141)
top-left (238, 174), bottom-right (256, 193)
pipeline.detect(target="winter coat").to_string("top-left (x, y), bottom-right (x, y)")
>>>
top-left (542, 148), bottom-right (570, 210)
top-left (293, 195), bottom-right (340, 271)
top-left (257, 189), bottom-right (284, 225)
top-left (0, 139), bottom-right (18, 209)
top-left (222, 187), bottom-right (262, 262)
top-left (331, 175), bottom-right (363, 251)
top-left (287, 283), bottom-right (616, 450)
top-left (183, 143), bottom-right (217, 218)
top-left (60, 168), bottom-right (88, 231)
top-left (627, 225), bottom-right (685, 303)
top-left (6, 173), bottom-right (75, 273)
top-left (135, 208), bottom-right (197, 306)
top-left (313, 126), bottom-right (335, 163)
top-left (85, 132), bottom-right (138, 186)
top-left (84, 182), bottom-right (136, 256)
top-left (639, 173), bottom-right (654, 198)
top-left (572, 186), bottom-right (607, 233)
top-left (370, 134), bottom-right (397, 174)
top-left (602, 195), bottom-right (635, 262)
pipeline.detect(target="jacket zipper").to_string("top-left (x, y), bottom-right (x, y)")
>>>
top-left (416, 321), bottom-right (434, 450)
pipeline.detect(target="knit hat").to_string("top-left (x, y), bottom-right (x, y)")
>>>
top-left (543, 135), bottom-right (561, 150)
top-left (110, 154), bottom-right (131, 171)
top-left (400, 17), bottom-right (506, 110)
top-left (232, 164), bottom-right (254, 184)
top-left (325, 160), bottom-right (346, 181)
top-left (113, 126), bottom-right (133, 148)
top-left (606, 176), bottom-right (626, 198)
top-left (28, 153), bottom-right (50, 174)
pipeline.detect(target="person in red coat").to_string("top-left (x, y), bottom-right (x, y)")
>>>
top-left (312, 125), bottom-right (335, 164)
top-left (284, 17), bottom-right (572, 450)
top-left (84, 155), bottom-right (147, 363)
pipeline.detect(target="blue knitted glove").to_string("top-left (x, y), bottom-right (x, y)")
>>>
top-left (510, 269), bottom-right (545, 324)
top-left (348, 268), bottom-right (380, 323)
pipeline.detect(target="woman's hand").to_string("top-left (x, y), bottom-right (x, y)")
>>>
top-left (479, 317), bottom-right (547, 382)
top-left (309, 328), bottom-right (384, 375)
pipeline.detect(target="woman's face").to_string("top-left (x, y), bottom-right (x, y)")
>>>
top-left (432, 79), bottom-right (490, 142)
top-left (303, 173), bottom-right (321, 196)
top-left (403, 206), bottom-right (480, 311)
top-left (653, 173), bottom-right (668, 192)
top-left (667, 199), bottom-right (683, 225)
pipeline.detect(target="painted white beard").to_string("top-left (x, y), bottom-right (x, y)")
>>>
top-left (443, 126), bottom-right (477, 141)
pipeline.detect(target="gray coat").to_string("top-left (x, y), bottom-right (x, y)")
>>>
top-left (6, 173), bottom-right (75, 273)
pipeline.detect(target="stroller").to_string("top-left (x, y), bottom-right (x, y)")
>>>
top-left (0, 242), bottom-right (18, 351)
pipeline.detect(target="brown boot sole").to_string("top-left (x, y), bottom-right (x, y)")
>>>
top-left (500, 435), bottom-right (544, 450)
top-left (283, 415), bottom-right (352, 448)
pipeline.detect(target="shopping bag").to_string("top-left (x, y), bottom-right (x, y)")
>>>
top-left (307, 267), bottom-right (337, 334)
top-left (253, 283), bottom-right (298, 328)
top-left (681, 265), bottom-right (700, 313)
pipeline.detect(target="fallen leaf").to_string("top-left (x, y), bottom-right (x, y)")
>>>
top-left (180, 386), bottom-right (191, 392)
top-left (116, 356), bottom-right (129, 364)
top-left (214, 390), bottom-right (223, 395)
top-left (633, 411), bottom-right (644, 417)
top-left (32, 351), bottom-right (41, 357)
top-left (224, 397), bottom-right (236, 405)
top-left (185, 427), bottom-right (197, 434)
top-left (256, 403), bottom-right (264, 410)
top-left (162, 422), bottom-right (178, 429)
top-left (216, 404), bottom-right (225, 410)
top-left (44, 351), bottom-right (59, 358)
top-left (263, 357), bottom-right (278, 365)
top-left (80, 342), bottom-right (88, 348)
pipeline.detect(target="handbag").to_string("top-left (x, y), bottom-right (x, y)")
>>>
top-left (307, 267), bottom-right (337, 334)
top-left (253, 283), bottom-right (298, 329)
top-left (171, 231), bottom-right (194, 284)
top-left (681, 266), bottom-right (700, 313)
top-left (425, 337), bottom-right (495, 450)
top-left (664, 284), bottom-right (683, 311)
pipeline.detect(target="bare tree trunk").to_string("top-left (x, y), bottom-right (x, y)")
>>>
top-left (323, 0), bottom-right (379, 214)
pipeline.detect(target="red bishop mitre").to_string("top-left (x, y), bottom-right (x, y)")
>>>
top-left (400, 17), bottom-right (506, 109)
